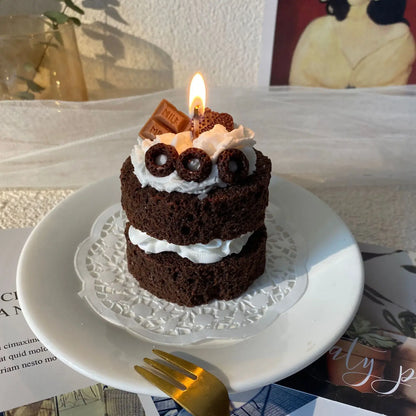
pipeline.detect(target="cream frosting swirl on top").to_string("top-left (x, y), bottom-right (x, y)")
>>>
top-left (130, 124), bottom-right (257, 195)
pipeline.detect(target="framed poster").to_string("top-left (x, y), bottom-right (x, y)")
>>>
top-left (270, 0), bottom-right (416, 87)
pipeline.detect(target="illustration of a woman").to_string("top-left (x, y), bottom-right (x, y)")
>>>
top-left (289, 0), bottom-right (416, 88)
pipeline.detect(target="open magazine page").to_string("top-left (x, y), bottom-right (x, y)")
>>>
top-left (0, 228), bottom-right (149, 416)
top-left (279, 244), bottom-right (416, 416)
top-left (0, 228), bottom-right (97, 413)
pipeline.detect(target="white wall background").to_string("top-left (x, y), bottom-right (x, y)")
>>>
top-left (0, 0), bottom-right (276, 99)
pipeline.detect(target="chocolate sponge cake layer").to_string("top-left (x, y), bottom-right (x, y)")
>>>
top-left (120, 150), bottom-right (271, 246)
top-left (125, 223), bottom-right (267, 307)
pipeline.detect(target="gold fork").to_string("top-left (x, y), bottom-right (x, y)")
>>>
top-left (135, 349), bottom-right (230, 416)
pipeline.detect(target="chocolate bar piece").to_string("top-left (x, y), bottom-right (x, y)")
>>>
top-left (139, 99), bottom-right (191, 140)
top-left (140, 118), bottom-right (172, 140)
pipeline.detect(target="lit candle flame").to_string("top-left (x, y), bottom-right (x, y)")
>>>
top-left (188, 72), bottom-right (206, 116)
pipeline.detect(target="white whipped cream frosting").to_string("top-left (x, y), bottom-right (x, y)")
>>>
top-left (128, 225), bottom-right (253, 264)
top-left (130, 124), bottom-right (257, 195)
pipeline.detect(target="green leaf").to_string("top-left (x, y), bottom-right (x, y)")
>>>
top-left (362, 333), bottom-right (399, 349)
top-left (26, 80), bottom-right (45, 93)
top-left (16, 91), bottom-right (35, 100)
top-left (44, 10), bottom-right (69, 25)
top-left (68, 16), bottom-right (82, 26)
top-left (64, 0), bottom-right (85, 15)
top-left (345, 315), bottom-right (400, 349)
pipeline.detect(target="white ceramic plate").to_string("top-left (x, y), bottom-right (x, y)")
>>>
top-left (17, 175), bottom-right (364, 395)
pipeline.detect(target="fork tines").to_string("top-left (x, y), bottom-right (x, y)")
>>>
top-left (136, 350), bottom-right (196, 392)
top-left (135, 349), bottom-right (230, 416)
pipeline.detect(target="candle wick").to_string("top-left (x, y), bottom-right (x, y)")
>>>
top-left (193, 105), bottom-right (200, 118)
top-left (193, 105), bottom-right (200, 139)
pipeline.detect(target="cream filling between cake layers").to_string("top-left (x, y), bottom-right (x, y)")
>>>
top-left (131, 124), bottom-right (257, 196)
top-left (128, 225), bottom-right (253, 264)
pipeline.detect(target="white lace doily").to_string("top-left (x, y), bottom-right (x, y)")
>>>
top-left (75, 203), bottom-right (308, 345)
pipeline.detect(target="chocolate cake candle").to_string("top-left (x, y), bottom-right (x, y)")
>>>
top-left (121, 72), bottom-right (272, 306)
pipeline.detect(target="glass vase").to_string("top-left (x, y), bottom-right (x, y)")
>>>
top-left (0, 15), bottom-right (88, 101)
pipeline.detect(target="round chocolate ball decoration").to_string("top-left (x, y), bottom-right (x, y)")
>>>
top-left (195, 108), bottom-right (235, 135)
top-left (145, 143), bottom-right (178, 177)
top-left (177, 148), bottom-right (212, 182)
top-left (218, 148), bottom-right (249, 184)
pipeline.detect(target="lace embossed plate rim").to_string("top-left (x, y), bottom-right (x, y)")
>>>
top-left (16, 174), bottom-right (364, 396)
